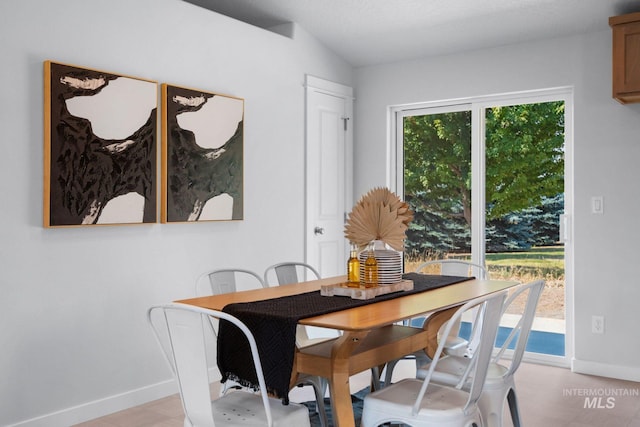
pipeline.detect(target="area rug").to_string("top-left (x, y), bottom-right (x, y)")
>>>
top-left (303, 386), bottom-right (408, 427)
top-left (303, 386), bottom-right (369, 427)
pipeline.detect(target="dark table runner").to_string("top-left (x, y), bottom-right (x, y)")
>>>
top-left (217, 273), bottom-right (472, 402)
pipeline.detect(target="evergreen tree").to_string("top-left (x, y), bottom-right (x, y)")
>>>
top-left (404, 102), bottom-right (564, 254)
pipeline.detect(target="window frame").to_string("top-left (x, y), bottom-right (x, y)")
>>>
top-left (387, 87), bottom-right (574, 365)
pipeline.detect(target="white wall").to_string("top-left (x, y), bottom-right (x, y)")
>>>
top-left (0, 0), bottom-right (352, 425)
top-left (3, 1), bottom-right (639, 425)
top-left (353, 32), bottom-right (640, 379)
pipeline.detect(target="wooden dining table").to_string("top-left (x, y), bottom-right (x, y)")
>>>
top-left (176, 275), bottom-right (520, 427)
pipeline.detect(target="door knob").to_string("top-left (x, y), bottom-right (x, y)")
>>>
top-left (314, 226), bottom-right (325, 235)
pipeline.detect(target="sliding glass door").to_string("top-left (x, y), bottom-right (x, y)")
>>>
top-left (393, 89), bottom-right (572, 364)
top-left (401, 105), bottom-right (472, 267)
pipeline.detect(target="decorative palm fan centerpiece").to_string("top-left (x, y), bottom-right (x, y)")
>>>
top-left (344, 187), bottom-right (413, 284)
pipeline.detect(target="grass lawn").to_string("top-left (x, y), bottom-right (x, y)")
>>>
top-left (486, 246), bottom-right (564, 284)
top-left (434, 246), bottom-right (565, 285)
top-left (405, 246), bottom-right (566, 319)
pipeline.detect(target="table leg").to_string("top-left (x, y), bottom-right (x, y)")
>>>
top-left (294, 324), bottom-right (434, 426)
top-left (328, 330), bottom-right (369, 427)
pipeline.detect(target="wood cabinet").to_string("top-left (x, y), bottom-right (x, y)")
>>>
top-left (609, 12), bottom-right (640, 104)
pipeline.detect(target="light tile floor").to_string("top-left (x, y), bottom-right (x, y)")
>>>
top-left (75, 361), bottom-right (640, 427)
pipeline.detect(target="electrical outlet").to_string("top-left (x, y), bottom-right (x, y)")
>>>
top-left (592, 315), bottom-right (604, 334)
top-left (591, 196), bottom-right (604, 214)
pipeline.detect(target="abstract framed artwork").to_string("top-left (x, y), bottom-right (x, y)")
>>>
top-left (161, 84), bottom-right (244, 223)
top-left (44, 61), bottom-right (158, 227)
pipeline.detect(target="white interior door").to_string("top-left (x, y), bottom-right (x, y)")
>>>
top-left (305, 76), bottom-right (353, 277)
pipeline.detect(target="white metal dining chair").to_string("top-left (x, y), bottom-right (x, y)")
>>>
top-left (263, 261), bottom-right (321, 286)
top-left (263, 262), bottom-right (336, 427)
top-left (416, 259), bottom-right (490, 355)
top-left (361, 290), bottom-right (507, 427)
top-left (418, 280), bottom-right (545, 427)
top-left (195, 268), bottom-right (267, 297)
top-left (194, 267), bottom-right (327, 424)
top-left (147, 303), bottom-right (311, 427)
top-left (264, 262), bottom-right (384, 419)
top-left (417, 259), bottom-right (488, 277)
top-left (383, 259), bottom-right (489, 385)
top-left (263, 262), bottom-right (335, 346)
top-left (195, 269), bottom-right (267, 395)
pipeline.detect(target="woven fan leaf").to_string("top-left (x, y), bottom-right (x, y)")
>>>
top-left (344, 187), bottom-right (413, 251)
top-left (376, 205), bottom-right (397, 238)
top-left (397, 204), bottom-right (413, 225)
top-left (369, 187), bottom-right (394, 204)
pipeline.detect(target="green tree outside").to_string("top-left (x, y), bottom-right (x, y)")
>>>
top-left (403, 101), bottom-right (564, 255)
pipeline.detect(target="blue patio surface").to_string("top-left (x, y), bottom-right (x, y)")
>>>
top-left (459, 321), bottom-right (565, 356)
top-left (407, 318), bottom-right (565, 356)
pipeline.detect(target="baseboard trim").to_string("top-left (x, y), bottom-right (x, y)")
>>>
top-left (522, 351), bottom-right (570, 368)
top-left (7, 379), bottom-right (178, 427)
top-left (572, 358), bottom-right (640, 382)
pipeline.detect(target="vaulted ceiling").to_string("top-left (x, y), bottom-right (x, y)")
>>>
top-left (184, 0), bottom-right (640, 67)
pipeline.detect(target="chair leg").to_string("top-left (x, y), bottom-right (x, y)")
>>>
top-left (309, 377), bottom-right (329, 427)
top-left (477, 385), bottom-right (506, 427)
top-left (370, 366), bottom-right (382, 391)
top-left (385, 351), bottom-right (432, 385)
top-left (413, 351), bottom-right (431, 373)
top-left (507, 388), bottom-right (521, 427)
top-left (384, 359), bottom-right (399, 386)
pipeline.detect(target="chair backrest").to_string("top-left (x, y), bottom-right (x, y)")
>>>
top-left (263, 262), bottom-right (334, 346)
top-left (413, 290), bottom-right (507, 416)
top-left (493, 280), bottom-right (545, 375)
top-left (147, 303), bottom-right (275, 427)
top-left (416, 259), bottom-right (489, 279)
top-left (416, 259), bottom-right (489, 356)
top-left (195, 269), bottom-right (266, 296)
top-left (263, 262), bottom-right (320, 286)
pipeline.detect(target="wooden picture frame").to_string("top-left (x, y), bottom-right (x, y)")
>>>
top-left (161, 84), bottom-right (244, 223)
top-left (44, 61), bottom-right (158, 227)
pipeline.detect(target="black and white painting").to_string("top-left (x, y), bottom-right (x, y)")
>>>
top-left (44, 61), bottom-right (157, 227)
top-left (161, 84), bottom-right (244, 222)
